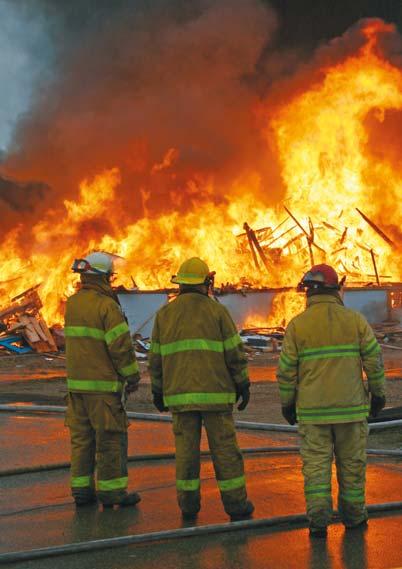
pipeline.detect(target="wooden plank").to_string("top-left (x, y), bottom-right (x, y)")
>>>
top-left (356, 208), bottom-right (395, 247)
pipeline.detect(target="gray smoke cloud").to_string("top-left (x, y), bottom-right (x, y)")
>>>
top-left (0, 0), bottom-right (53, 152)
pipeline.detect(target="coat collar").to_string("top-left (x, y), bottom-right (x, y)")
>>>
top-left (306, 293), bottom-right (344, 308)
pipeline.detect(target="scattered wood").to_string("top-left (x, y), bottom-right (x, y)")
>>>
top-left (0, 286), bottom-right (57, 354)
top-left (265, 225), bottom-right (298, 248)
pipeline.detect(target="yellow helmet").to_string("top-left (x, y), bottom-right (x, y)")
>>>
top-left (171, 257), bottom-right (210, 285)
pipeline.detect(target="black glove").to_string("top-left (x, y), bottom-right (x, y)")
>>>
top-left (282, 403), bottom-right (297, 425)
top-left (236, 383), bottom-right (250, 411)
top-left (124, 373), bottom-right (140, 396)
top-left (153, 392), bottom-right (168, 413)
top-left (370, 395), bottom-right (385, 418)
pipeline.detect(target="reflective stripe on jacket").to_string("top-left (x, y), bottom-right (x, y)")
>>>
top-left (277, 294), bottom-right (385, 424)
top-left (65, 282), bottom-right (139, 393)
top-left (149, 292), bottom-right (249, 412)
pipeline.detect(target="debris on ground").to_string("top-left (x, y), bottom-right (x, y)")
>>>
top-left (240, 327), bottom-right (285, 354)
top-left (133, 334), bottom-right (151, 359)
top-left (373, 322), bottom-right (402, 350)
top-left (0, 287), bottom-right (57, 355)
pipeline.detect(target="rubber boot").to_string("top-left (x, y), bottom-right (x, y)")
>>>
top-left (74, 493), bottom-right (97, 508)
top-left (309, 526), bottom-right (328, 538)
top-left (181, 510), bottom-right (199, 522)
top-left (345, 519), bottom-right (368, 530)
top-left (103, 492), bottom-right (141, 509)
top-left (230, 500), bottom-right (255, 521)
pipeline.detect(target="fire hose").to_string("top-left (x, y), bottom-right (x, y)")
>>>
top-left (0, 404), bottom-right (401, 432)
top-left (0, 501), bottom-right (401, 564)
top-left (0, 446), bottom-right (400, 479)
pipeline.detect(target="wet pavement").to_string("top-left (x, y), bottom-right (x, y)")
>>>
top-left (0, 411), bottom-right (402, 568)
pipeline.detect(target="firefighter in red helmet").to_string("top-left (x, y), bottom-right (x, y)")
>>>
top-left (277, 264), bottom-right (385, 537)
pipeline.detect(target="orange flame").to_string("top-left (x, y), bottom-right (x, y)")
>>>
top-left (0, 20), bottom-right (401, 326)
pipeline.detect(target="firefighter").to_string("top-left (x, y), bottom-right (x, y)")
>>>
top-left (277, 264), bottom-right (386, 537)
top-left (149, 257), bottom-right (254, 521)
top-left (65, 252), bottom-right (141, 508)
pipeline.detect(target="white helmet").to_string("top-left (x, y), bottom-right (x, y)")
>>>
top-left (72, 252), bottom-right (114, 275)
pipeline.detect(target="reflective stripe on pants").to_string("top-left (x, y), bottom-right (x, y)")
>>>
top-left (172, 411), bottom-right (248, 516)
top-left (299, 421), bottom-right (368, 528)
top-left (65, 392), bottom-right (129, 504)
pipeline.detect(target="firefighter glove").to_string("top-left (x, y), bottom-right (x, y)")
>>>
top-left (370, 394), bottom-right (385, 418)
top-left (153, 392), bottom-right (168, 413)
top-left (282, 403), bottom-right (297, 425)
top-left (125, 373), bottom-right (140, 395)
top-left (236, 383), bottom-right (250, 411)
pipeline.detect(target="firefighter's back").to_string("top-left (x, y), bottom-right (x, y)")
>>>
top-left (292, 295), bottom-right (368, 422)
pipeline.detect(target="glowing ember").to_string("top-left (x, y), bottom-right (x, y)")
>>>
top-left (0, 20), bottom-right (401, 325)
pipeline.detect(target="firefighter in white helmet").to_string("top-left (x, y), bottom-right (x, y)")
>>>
top-left (64, 252), bottom-right (141, 508)
top-left (277, 264), bottom-right (386, 537)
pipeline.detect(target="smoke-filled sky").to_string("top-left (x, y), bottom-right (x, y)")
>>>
top-left (0, 0), bottom-right (401, 234)
top-left (0, 1), bottom-right (53, 152)
top-left (1, 0), bottom-right (400, 155)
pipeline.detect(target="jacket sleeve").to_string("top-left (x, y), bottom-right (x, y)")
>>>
top-left (219, 306), bottom-right (249, 387)
top-left (102, 300), bottom-right (140, 385)
top-left (277, 320), bottom-right (298, 406)
top-left (149, 312), bottom-right (163, 394)
top-left (357, 314), bottom-right (385, 397)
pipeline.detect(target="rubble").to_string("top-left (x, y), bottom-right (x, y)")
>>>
top-left (0, 287), bottom-right (57, 355)
top-left (373, 322), bottom-right (402, 350)
top-left (240, 327), bottom-right (285, 354)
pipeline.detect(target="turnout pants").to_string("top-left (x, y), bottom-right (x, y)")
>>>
top-left (173, 411), bottom-right (248, 516)
top-left (65, 392), bottom-right (129, 505)
top-left (299, 421), bottom-right (368, 528)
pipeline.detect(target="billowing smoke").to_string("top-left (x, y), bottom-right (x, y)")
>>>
top-left (2, 0), bottom-right (281, 233)
top-left (1, 2), bottom-right (401, 242)
top-left (0, 1), bottom-right (53, 151)
top-left (0, 175), bottom-right (49, 212)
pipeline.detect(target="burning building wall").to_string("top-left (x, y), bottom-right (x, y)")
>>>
top-left (0, 1), bottom-right (401, 324)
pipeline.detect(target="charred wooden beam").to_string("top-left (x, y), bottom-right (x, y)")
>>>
top-left (370, 249), bottom-right (380, 286)
top-left (243, 222), bottom-right (269, 273)
top-left (355, 208), bottom-right (395, 247)
top-left (340, 227), bottom-right (348, 244)
top-left (284, 206), bottom-right (326, 254)
top-left (243, 222), bottom-right (261, 271)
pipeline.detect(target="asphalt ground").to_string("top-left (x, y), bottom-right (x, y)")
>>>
top-left (1, 412), bottom-right (402, 569)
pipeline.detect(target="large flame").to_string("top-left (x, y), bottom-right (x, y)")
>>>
top-left (0, 20), bottom-right (401, 325)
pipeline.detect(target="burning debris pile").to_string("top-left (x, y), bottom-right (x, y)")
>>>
top-left (0, 286), bottom-right (57, 355)
top-left (238, 204), bottom-right (396, 287)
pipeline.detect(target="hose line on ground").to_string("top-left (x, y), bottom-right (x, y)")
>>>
top-left (0, 502), bottom-right (401, 564)
top-left (0, 447), bottom-right (400, 478)
top-left (0, 405), bottom-right (401, 431)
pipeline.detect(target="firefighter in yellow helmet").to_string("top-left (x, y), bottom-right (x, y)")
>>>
top-left (277, 264), bottom-right (385, 537)
top-left (65, 252), bottom-right (141, 508)
top-left (149, 257), bottom-right (254, 521)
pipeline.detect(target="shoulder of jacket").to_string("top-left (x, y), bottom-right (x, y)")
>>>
top-left (214, 300), bottom-right (231, 316)
top-left (287, 311), bottom-right (305, 328)
top-left (345, 308), bottom-right (367, 325)
top-left (98, 294), bottom-right (121, 315)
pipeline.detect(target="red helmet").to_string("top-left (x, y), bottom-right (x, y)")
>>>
top-left (299, 264), bottom-right (340, 290)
